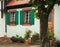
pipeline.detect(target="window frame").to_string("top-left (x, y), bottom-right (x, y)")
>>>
top-left (9, 11), bottom-right (16, 26)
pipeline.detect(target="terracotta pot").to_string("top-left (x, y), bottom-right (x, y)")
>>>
top-left (25, 39), bottom-right (31, 45)
top-left (50, 40), bottom-right (53, 47)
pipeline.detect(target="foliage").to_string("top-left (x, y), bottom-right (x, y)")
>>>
top-left (55, 40), bottom-right (60, 47)
top-left (18, 36), bottom-right (24, 43)
top-left (48, 27), bottom-right (54, 40)
top-left (29, 0), bottom-right (60, 7)
top-left (0, 0), bottom-right (2, 1)
top-left (56, 0), bottom-right (60, 5)
top-left (11, 35), bottom-right (24, 43)
top-left (16, 35), bottom-right (19, 38)
top-left (49, 32), bottom-right (54, 40)
top-left (3, 34), bottom-right (7, 39)
top-left (31, 33), bottom-right (39, 42)
top-left (24, 30), bottom-right (32, 39)
top-left (29, 0), bottom-right (60, 19)
top-left (29, 0), bottom-right (60, 47)
top-left (11, 36), bottom-right (18, 42)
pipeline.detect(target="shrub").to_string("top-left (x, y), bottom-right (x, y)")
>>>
top-left (24, 30), bottom-right (32, 39)
top-left (11, 35), bottom-right (24, 43)
top-left (31, 33), bottom-right (39, 42)
top-left (55, 40), bottom-right (60, 47)
top-left (11, 36), bottom-right (18, 42)
top-left (18, 37), bottom-right (24, 43)
top-left (49, 32), bottom-right (54, 40)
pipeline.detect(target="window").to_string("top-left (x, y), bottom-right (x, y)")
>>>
top-left (5, 10), bottom-right (34, 26)
top-left (24, 11), bottom-right (30, 24)
top-left (10, 12), bottom-right (15, 24)
top-left (5, 11), bottom-right (18, 25)
top-left (20, 10), bottom-right (34, 25)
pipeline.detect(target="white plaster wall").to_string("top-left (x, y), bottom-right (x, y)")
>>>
top-left (0, 12), bottom-right (5, 37)
top-left (0, 2), bottom-right (5, 37)
top-left (54, 4), bottom-right (60, 40)
top-left (7, 18), bottom-right (40, 38)
top-left (0, 1), bottom-right (40, 37)
top-left (7, 9), bottom-right (40, 37)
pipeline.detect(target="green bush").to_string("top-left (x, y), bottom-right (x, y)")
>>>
top-left (11, 36), bottom-right (18, 42)
top-left (31, 33), bottom-right (39, 42)
top-left (18, 37), bottom-right (24, 43)
top-left (55, 40), bottom-right (60, 47)
top-left (11, 35), bottom-right (24, 43)
top-left (49, 32), bottom-right (54, 40)
top-left (24, 30), bottom-right (32, 39)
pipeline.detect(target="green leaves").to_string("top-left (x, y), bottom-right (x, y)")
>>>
top-left (29, 0), bottom-right (60, 19)
top-left (35, 12), bottom-right (40, 19)
top-left (29, 0), bottom-right (32, 4)
top-left (45, 0), bottom-right (54, 5)
top-left (56, 0), bottom-right (60, 5)
top-left (29, 0), bottom-right (40, 8)
top-left (0, 0), bottom-right (2, 1)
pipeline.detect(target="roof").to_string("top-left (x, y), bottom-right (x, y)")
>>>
top-left (7, 0), bottom-right (30, 7)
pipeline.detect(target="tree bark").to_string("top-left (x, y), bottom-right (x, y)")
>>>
top-left (40, 14), bottom-right (50, 47)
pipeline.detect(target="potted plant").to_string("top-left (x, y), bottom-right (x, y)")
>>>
top-left (31, 33), bottom-right (40, 44)
top-left (11, 35), bottom-right (19, 42)
top-left (24, 30), bottom-right (32, 45)
top-left (11, 36), bottom-right (18, 42)
top-left (49, 32), bottom-right (54, 40)
top-left (48, 27), bottom-right (54, 46)
top-left (49, 32), bottom-right (54, 46)
top-left (11, 35), bottom-right (24, 43)
top-left (18, 36), bottom-right (24, 43)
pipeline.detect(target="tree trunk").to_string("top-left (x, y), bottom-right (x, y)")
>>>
top-left (40, 14), bottom-right (50, 47)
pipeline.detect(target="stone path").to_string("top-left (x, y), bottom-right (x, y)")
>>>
top-left (0, 43), bottom-right (40, 47)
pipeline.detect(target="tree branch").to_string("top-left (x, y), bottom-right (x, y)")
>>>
top-left (47, 0), bottom-right (56, 14)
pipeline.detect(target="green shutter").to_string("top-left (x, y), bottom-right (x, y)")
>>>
top-left (5, 12), bottom-right (10, 25)
top-left (30, 10), bottom-right (34, 25)
top-left (20, 10), bottom-right (24, 25)
top-left (15, 11), bottom-right (18, 25)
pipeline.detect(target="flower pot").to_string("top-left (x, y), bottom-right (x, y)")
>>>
top-left (50, 39), bottom-right (54, 47)
top-left (25, 39), bottom-right (31, 45)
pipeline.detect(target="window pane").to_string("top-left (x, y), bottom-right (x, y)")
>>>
top-left (24, 11), bottom-right (30, 23)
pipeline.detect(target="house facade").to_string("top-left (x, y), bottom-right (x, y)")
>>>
top-left (0, 0), bottom-right (59, 40)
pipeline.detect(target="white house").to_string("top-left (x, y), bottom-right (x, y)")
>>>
top-left (0, 0), bottom-right (60, 41)
top-left (0, 0), bottom-right (40, 38)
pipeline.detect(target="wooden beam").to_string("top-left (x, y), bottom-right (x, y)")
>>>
top-left (1, 1), bottom-right (3, 18)
top-left (6, 4), bottom-right (32, 10)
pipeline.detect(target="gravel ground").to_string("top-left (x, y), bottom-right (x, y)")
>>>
top-left (0, 43), bottom-right (40, 47)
